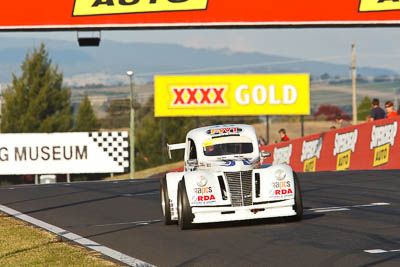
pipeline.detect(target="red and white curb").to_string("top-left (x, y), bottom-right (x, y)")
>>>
top-left (0, 204), bottom-right (153, 267)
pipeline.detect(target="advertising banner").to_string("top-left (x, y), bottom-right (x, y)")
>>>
top-left (0, 131), bottom-right (129, 175)
top-left (154, 74), bottom-right (310, 117)
top-left (2, 1), bottom-right (400, 30)
top-left (261, 117), bottom-right (400, 172)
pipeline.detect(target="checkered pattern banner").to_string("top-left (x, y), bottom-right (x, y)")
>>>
top-left (89, 131), bottom-right (129, 170)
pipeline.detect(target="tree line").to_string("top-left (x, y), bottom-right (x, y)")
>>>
top-left (1, 44), bottom-right (259, 173)
top-left (1, 44), bottom-right (99, 133)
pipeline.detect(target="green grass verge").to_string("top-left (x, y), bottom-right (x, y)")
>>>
top-left (0, 213), bottom-right (120, 267)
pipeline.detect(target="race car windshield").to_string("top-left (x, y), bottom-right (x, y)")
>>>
top-left (203, 136), bottom-right (253, 156)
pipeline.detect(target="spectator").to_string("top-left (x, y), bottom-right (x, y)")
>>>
top-left (258, 136), bottom-right (267, 146)
top-left (385, 100), bottom-right (398, 118)
top-left (279, 128), bottom-right (289, 142)
top-left (336, 114), bottom-right (352, 128)
top-left (369, 98), bottom-right (385, 122)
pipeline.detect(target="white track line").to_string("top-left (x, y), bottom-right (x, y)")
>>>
top-left (306, 202), bottom-right (390, 213)
top-left (92, 219), bottom-right (162, 227)
top-left (364, 249), bottom-right (400, 254)
top-left (0, 205), bottom-right (154, 267)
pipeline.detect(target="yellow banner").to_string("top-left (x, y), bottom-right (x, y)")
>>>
top-left (336, 150), bottom-right (351, 171)
top-left (154, 74), bottom-right (310, 117)
top-left (73, 0), bottom-right (208, 16)
top-left (303, 157), bottom-right (316, 172)
top-left (359, 0), bottom-right (400, 12)
top-left (373, 143), bottom-right (390, 167)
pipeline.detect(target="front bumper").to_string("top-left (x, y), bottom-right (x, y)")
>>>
top-left (191, 199), bottom-right (296, 224)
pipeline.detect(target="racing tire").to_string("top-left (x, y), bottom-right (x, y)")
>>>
top-left (177, 179), bottom-right (194, 230)
top-left (289, 172), bottom-right (303, 222)
top-left (160, 176), bottom-right (173, 225)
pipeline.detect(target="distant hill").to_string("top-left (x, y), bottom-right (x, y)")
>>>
top-left (0, 37), bottom-right (397, 86)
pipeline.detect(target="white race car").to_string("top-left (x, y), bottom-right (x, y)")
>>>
top-left (160, 124), bottom-right (302, 229)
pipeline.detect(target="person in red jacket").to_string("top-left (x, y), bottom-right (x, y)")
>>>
top-left (279, 128), bottom-right (289, 142)
top-left (385, 100), bottom-right (398, 118)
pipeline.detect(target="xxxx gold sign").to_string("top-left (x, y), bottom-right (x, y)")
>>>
top-left (154, 74), bottom-right (310, 117)
top-left (359, 0), bottom-right (400, 12)
top-left (73, 0), bottom-right (209, 16)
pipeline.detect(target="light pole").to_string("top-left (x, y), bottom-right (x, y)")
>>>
top-left (127, 71), bottom-right (135, 179)
top-left (351, 43), bottom-right (357, 125)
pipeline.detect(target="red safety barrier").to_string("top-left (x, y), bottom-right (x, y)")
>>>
top-left (261, 117), bottom-right (400, 172)
top-left (168, 117), bottom-right (400, 173)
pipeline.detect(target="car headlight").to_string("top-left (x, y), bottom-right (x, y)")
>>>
top-left (196, 176), bottom-right (208, 187)
top-left (274, 169), bottom-right (286, 181)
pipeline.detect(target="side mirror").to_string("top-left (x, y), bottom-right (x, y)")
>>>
top-left (260, 151), bottom-right (271, 158)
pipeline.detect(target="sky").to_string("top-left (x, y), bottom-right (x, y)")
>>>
top-left (1, 27), bottom-right (400, 72)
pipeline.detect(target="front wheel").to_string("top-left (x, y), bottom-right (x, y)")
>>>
top-left (289, 172), bottom-right (303, 222)
top-left (177, 180), bottom-right (193, 230)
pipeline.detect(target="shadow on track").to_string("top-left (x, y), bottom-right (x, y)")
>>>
top-left (21, 188), bottom-right (159, 216)
top-left (171, 213), bottom-right (324, 231)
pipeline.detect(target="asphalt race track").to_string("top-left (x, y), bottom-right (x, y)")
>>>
top-left (0, 170), bottom-right (399, 267)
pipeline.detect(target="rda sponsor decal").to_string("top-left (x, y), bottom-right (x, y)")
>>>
top-left (196, 194), bottom-right (216, 201)
top-left (359, 0), bottom-right (400, 12)
top-left (301, 137), bottom-right (323, 172)
top-left (370, 121), bottom-right (397, 167)
top-left (334, 130), bottom-right (358, 171)
top-left (73, 0), bottom-right (209, 16)
top-left (272, 144), bottom-right (292, 165)
top-left (192, 186), bottom-right (216, 204)
top-left (270, 181), bottom-right (294, 198)
top-left (274, 188), bottom-right (293, 196)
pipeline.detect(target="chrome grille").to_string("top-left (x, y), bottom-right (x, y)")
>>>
top-left (224, 171), bottom-right (253, 207)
